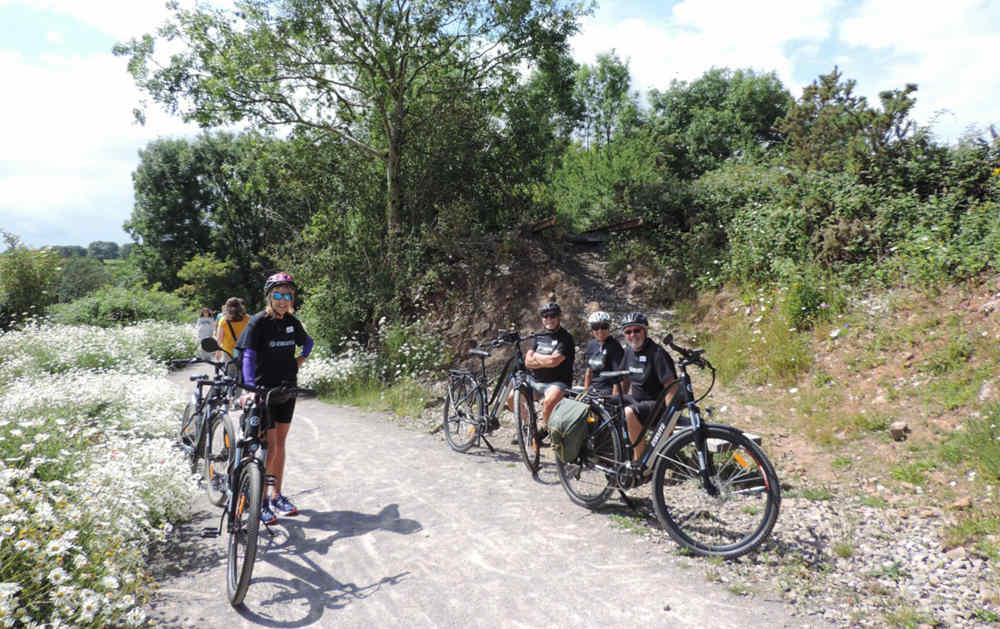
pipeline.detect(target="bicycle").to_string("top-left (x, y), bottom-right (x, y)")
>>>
top-left (442, 331), bottom-right (544, 474)
top-left (555, 335), bottom-right (781, 559)
top-left (221, 381), bottom-right (314, 607)
top-left (170, 338), bottom-right (240, 507)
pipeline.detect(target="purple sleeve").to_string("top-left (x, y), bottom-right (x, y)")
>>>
top-left (301, 335), bottom-right (314, 358)
top-left (242, 348), bottom-right (257, 387)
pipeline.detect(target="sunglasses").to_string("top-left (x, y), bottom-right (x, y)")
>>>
top-left (623, 327), bottom-right (644, 336)
top-left (271, 292), bottom-right (295, 301)
top-left (591, 323), bottom-right (610, 331)
top-left (541, 313), bottom-right (559, 319)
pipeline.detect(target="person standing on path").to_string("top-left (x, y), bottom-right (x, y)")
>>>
top-left (237, 272), bottom-right (313, 525)
top-left (215, 297), bottom-right (249, 380)
top-left (582, 310), bottom-right (624, 395)
top-left (195, 308), bottom-right (216, 361)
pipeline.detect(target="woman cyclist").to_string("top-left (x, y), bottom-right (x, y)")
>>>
top-left (582, 310), bottom-right (624, 395)
top-left (237, 272), bottom-right (313, 525)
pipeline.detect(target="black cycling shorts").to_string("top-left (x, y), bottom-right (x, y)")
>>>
top-left (267, 397), bottom-right (296, 425)
top-left (525, 375), bottom-right (570, 400)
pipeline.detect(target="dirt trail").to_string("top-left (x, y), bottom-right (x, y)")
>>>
top-left (146, 366), bottom-right (824, 628)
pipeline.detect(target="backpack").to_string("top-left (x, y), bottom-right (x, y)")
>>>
top-left (549, 398), bottom-right (592, 463)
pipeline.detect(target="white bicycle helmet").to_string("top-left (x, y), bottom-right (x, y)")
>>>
top-left (587, 311), bottom-right (612, 326)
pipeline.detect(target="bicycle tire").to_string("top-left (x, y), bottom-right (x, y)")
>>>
top-left (179, 396), bottom-right (198, 455)
top-left (555, 403), bottom-right (622, 508)
top-left (513, 386), bottom-right (540, 473)
top-left (651, 424), bottom-right (781, 559)
top-left (227, 464), bottom-right (262, 606)
top-left (442, 372), bottom-right (483, 452)
top-left (203, 410), bottom-right (236, 507)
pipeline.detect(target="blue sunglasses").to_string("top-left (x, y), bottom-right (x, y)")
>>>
top-left (271, 291), bottom-right (294, 301)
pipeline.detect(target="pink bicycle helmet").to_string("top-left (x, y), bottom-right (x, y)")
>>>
top-left (263, 272), bottom-right (297, 295)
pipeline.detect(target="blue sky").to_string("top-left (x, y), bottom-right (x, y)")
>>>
top-left (1, 0), bottom-right (998, 248)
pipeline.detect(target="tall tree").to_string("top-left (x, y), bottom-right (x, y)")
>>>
top-left (115, 0), bottom-right (587, 236)
top-left (573, 50), bottom-right (637, 149)
top-left (649, 67), bottom-right (790, 178)
top-left (87, 240), bottom-right (120, 260)
top-left (125, 138), bottom-right (214, 290)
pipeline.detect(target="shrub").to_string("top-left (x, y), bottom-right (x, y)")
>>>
top-left (49, 285), bottom-right (191, 327)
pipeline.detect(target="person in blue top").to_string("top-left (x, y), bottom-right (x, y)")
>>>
top-left (237, 272), bottom-right (313, 525)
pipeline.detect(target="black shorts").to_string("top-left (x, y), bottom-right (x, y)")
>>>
top-left (525, 376), bottom-right (570, 400)
top-left (267, 396), bottom-right (296, 425)
top-left (625, 397), bottom-right (659, 426)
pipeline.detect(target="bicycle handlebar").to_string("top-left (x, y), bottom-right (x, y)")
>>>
top-left (663, 334), bottom-right (711, 370)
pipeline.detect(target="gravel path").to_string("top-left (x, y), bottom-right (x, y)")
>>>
top-left (145, 368), bottom-right (824, 628)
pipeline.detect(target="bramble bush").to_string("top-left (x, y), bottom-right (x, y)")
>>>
top-left (0, 321), bottom-right (199, 627)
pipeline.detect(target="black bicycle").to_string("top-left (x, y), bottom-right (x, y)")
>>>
top-left (443, 331), bottom-right (543, 474)
top-left (170, 339), bottom-right (240, 507)
top-left (221, 381), bottom-right (314, 606)
top-left (555, 335), bottom-right (781, 559)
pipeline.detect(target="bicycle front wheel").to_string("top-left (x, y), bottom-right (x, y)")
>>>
top-left (513, 386), bottom-right (540, 473)
top-left (652, 424), bottom-right (781, 559)
top-left (555, 405), bottom-right (622, 508)
top-left (203, 410), bottom-right (236, 507)
top-left (443, 372), bottom-right (483, 453)
top-left (179, 396), bottom-right (198, 456)
top-left (227, 464), bottom-right (262, 606)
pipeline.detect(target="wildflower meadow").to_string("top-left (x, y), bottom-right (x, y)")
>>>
top-left (0, 321), bottom-right (198, 628)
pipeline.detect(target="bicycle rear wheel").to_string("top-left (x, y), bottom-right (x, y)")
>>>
top-left (555, 405), bottom-right (622, 508)
top-left (203, 410), bottom-right (236, 507)
top-left (227, 463), bottom-right (262, 606)
top-left (651, 424), bottom-right (781, 559)
top-left (513, 386), bottom-right (540, 473)
top-left (443, 372), bottom-right (483, 452)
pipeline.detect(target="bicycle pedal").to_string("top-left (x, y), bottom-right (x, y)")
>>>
top-left (200, 527), bottom-right (220, 538)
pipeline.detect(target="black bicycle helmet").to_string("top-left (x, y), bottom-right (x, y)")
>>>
top-left (621, 311), bottom-right (649, 328)
top-left (539, 302), bottom-right (561, 317)
top-left (263, 271), bottom-right (297, 296)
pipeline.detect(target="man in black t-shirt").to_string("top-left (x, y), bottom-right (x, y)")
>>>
top-left (618, 312), bottom-right (680, 463)
top-left (583, 310), bottom-right (624, 395)
top-left (509, 302), bottom-right (575, 439)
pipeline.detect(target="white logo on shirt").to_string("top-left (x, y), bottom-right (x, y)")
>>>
top-left (286, 326), bottom-right (295, 333)
top-left (639, 355), bottom-right (647, 362)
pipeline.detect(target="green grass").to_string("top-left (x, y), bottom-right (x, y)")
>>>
top-left (609, 514), bottom-right (647, 535)
top-left (799, 486), bottom-right (834, 501)
top-left (320, 376), bottom-right (430, 418)
top-left (890, 461), bottom-right (935, 487)
top-left (939, 410), bottom-right (1000, 479)
top-left (859, 495), bottom-right (889, 508)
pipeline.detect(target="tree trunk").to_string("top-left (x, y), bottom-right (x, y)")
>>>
top-left (386, 101), bottom-right (404, 235)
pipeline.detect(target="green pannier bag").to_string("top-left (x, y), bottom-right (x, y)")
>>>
top-left (549, 397), bottom-right (592, 463)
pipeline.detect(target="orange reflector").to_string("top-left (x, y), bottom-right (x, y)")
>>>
top-left (733, 452), bottom-right (753, 469)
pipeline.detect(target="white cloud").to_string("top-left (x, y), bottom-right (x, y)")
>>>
top-left (570, 0), bottom-right (998, 142)
top-left (572, 1), bottom-right (841, 99)
top-left (838, 0), bottom-right (1000, 140)
top-left (9, 0), bottom-right (183, 41)
top-left (0, 47), bottom-right (201, 246)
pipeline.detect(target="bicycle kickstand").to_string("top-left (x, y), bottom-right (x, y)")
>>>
top-left (481, 434), bottom-right (496, 453)
top-left (619, 489), bottom-right (640, 512)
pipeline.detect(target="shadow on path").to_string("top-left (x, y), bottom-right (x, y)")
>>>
top-left (233, 504), bottom-right (422, 627)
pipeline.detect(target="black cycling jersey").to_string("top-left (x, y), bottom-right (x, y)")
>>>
top-left (236, 311), bottom-right (309, 387)
top-left (530, 327), bottom-right (575, 386)
top-left (584, 336), bottom-right (625, 394)
top-left (618, 338), bottom-right (676, 402)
